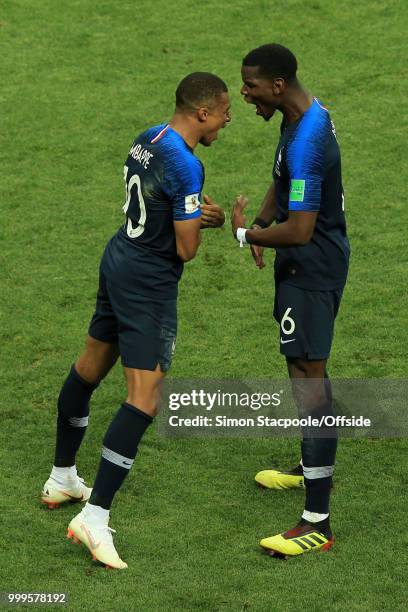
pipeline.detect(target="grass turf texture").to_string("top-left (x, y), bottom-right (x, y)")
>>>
top-left (1, 0), bottom-right (408, 610)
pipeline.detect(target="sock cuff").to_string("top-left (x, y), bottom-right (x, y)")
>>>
top-left (71, 364), bottom-right (99, 391)
top-left (302, 510), bottom-right (329, 523)
top-left (122, 402), bottom-right (154, 423)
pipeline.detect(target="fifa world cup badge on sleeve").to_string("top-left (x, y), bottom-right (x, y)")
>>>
top-left (185, 193), bottom-right (200, 214)
top-left (289, 179), bottom-right (305, 202)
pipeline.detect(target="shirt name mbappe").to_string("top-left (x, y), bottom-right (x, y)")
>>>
top-left (129, 143), bottom-right (154, 169)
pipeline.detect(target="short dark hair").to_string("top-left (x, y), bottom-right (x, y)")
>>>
top-left (242, 44), bottom-right (298, 82)
top-left (175, 72), bottom-right (228, 110)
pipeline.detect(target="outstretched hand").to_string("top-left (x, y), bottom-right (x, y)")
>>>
top-left (231, 195), bottom-right (248, 236)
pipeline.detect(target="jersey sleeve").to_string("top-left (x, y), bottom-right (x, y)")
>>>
top-left (163, 150), bottom-right (204, 221)
top-left (286, 107), bottom-right (329, 212)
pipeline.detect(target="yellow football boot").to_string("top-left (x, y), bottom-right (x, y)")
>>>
top-left (255, 466), bottom-right (304, 490)
top-left (260, 521), bottom-right (334, 558)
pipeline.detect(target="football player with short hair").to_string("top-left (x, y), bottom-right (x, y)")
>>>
top-left (42, 72), bottom-right (230, 568)
top-left (232, 44), bottom-right (349, 557)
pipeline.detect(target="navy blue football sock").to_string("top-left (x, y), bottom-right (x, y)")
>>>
top-left (89, 403), bottom-right (153, 510)
top-left (54, 365), bottom-right (98, 467)
top-left (302, 436), bottom-right (337, 514)
top-left (301, 378), bottom-right (338, 515)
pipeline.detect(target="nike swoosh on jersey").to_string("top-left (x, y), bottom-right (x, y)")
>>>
top-left (280, 337), bottom-right (296, 344)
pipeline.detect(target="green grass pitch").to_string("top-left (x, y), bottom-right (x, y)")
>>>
top-left (1, 0), bottom-right (408, 610)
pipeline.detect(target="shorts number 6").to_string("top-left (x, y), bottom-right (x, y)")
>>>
top-left (281, 307), bottom-right (295, 335)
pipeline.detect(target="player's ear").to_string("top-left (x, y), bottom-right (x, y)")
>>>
top-left (272, 78), bottom-right (284, 95)
top-left (197, 107), bottom-right (209, 122)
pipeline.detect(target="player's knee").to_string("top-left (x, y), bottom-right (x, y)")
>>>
top-left (75, 356), bottom-right (107, 386)
top-left (289, 358), bottom-right (326, 378)
top-left (142, 400), bottom-right (160, 418)
top-left (75, 360), bottom-right (101, 386)
top-left (76, 336), bottom-right (118, 384)
top-left (287, 357), bottom-right (306, 377)
top-left (125, 391), bottom-right (160, 417)
top-left (125, 366), bottom-right (164, 416)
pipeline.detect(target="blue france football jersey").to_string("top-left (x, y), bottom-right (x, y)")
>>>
top-left (273, 98), bottom-right (350, 290)
top-left (102, 124), bottom-right (204, 298)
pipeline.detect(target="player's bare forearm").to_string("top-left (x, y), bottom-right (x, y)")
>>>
top-left (230, 196), bottom-right (317, 249)
top-left (174, 217), bottom-right (202, 262)
top-left (252, 183), bottom-right (277, 227)
top-left (246, 211), bottom-right (318, 248)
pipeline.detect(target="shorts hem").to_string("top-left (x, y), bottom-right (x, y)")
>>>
top-left (280, 348), bottom-right (331, 360)
top-left (120, 356), bottom-right (171, 373)
top-left (88, 330), bottom-right (118, 344)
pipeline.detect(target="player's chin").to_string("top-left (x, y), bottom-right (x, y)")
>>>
top-left (256, 104), bottom-right (275, 122)
top-left (200, 134), bottom-right (217, 147)
top-left (257, 109), bottom-right (273, 122)
top-left (263, 108), bottom-right (276, 122)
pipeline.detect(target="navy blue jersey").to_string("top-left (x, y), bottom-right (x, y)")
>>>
top-left (102, 124), bottom-right (204, 298)
top-left (273, 98), bottom-right (350, 290)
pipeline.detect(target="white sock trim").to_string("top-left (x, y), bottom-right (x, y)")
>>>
top-left (303, 465), bottom-right (334, 479)
top-left (51, 465), bottom-right (77, 481)
top-left (84, 502), bottom-right (110, 524)
top-left (302, 510), bottom-right (329, 523)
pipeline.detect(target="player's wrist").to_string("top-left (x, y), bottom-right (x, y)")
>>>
top-left (236, 227), bottom-right (248, 247)
top-left (251, 217), bottom-right (269, 229)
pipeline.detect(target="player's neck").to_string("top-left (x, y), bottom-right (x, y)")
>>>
top-left (281, 87), bottom-right (314, 124)
top-left (168, 114), bottom-right (199, 150)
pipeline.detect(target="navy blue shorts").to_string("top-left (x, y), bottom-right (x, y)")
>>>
top-left (273, 284), bottom-right (343, 360)
top-left (88, 271), bottom-right (177, 372)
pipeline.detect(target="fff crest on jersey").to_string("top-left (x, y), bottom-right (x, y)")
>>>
top-left (184, 193), bottom-right (200, 214)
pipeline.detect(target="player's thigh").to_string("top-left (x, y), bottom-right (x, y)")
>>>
top-left (274, 284), bottom-right (341, 361)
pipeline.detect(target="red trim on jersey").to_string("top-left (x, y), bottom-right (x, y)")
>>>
top-left (151, 124), bottom-right (170, 144)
